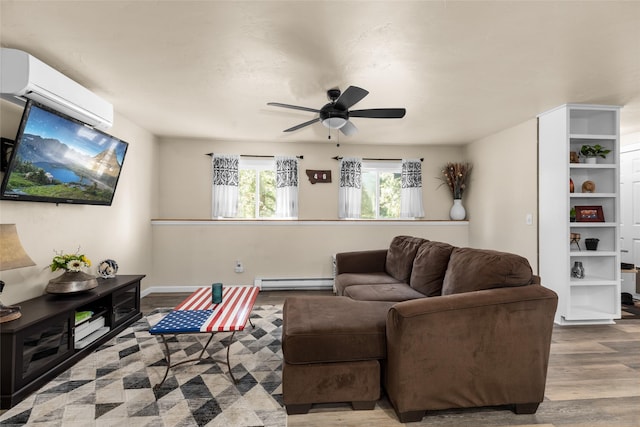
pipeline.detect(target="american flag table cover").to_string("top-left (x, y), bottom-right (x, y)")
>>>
top-left (149, 286), bottom-right (259, 334)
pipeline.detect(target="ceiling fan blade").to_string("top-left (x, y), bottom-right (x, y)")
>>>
top-left (349, 108), bottom-right (406, 119)
top-left (283, 117), bottom-right (321, 132)
top-left (335, 86), bottom-right (369, 110)
top-left (267, 102), bottom-right (320, 113)
top-left (339, 120), bottom-right (358, 136)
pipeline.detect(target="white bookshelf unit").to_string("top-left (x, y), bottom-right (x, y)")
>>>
top-left (538, 104), bottom-right (621, 325)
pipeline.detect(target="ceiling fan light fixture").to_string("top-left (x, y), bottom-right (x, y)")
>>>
top-left (322, 117), bottom-right (348, 129)
top-left (268, 85), bottom-right (405, 136)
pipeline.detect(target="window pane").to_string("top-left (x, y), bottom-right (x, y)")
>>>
top-left (379, 172), bottom-right (401, 218)
top-left (238, 169), bottom-right (256, 218)
top-left (361, 171), bottom-right (376, 219)
top-left (259, 170), bottom-right (276, 218)
top-left (361, 169), bottom-right (401, 219)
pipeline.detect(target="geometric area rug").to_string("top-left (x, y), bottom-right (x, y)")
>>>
top-left (0, 304), bottom-right (285, 427)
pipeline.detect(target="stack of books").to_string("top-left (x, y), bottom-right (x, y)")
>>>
top-left (75, 312), bottom-right (110, 349)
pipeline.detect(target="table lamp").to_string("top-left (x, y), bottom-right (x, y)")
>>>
top-left (0, 224), bottom-right (36, 323)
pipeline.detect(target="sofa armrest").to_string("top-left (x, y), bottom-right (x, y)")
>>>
top-left (385, 285), bottom-right (558, 415)
top-left (335, 249), bottom-right (388, 274)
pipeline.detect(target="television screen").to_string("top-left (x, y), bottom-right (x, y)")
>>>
top-left (0, 101), bottom-right (128, 206)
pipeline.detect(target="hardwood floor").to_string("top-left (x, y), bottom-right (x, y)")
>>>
top-left (142, 290), bottom-right (640, 427)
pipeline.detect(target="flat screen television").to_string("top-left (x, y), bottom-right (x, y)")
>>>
top-left (0, 100), bottom-right (128, 206)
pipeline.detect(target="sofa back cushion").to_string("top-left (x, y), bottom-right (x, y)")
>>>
top-left (409, 241), bottom-right (455, 296)
top-left (385, 236), bottom-right (428, 282)
top-left (442, 247), bottom-right (533, 295)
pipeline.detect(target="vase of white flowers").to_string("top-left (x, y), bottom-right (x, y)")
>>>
top-left (45, 250), bottom-right (98, 294)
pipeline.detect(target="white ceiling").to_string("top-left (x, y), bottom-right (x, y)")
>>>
top-left (1, 1), bottom-right (639, 145)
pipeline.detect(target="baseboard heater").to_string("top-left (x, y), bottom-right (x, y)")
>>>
top-left (254, 277), bottom-right (334, 291)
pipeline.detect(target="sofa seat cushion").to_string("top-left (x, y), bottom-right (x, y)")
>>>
top-left (385, 236), bottom-right (428, 282)
top-left (283, 296), bottom-right (395, 364)
top-left (344, 283), bottom-right (426, 302)
top-left (442, 247), bottom-right (534, 295)
top-left (335, 272), bottom-right (402, 296)
top-left (410, 241), bottom-right (455, 296)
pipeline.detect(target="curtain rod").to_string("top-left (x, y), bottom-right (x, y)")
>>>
top-left (206, 153), bottom-right (303, 159)
top-left (332, 156), bottom-right (423, 162)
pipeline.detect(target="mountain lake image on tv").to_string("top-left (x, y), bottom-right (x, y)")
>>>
top-left (0, 101), bottom-right (128, 205)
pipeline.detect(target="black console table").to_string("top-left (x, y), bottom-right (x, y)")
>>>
top-left (0, 274), bottom-right (145, 409)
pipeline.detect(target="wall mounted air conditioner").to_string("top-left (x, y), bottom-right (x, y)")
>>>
top-left (0, 48), bottom-right (113, 130)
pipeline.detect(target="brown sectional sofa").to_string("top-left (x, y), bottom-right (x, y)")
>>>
top-left (282, 236), bottom-right (558, 422)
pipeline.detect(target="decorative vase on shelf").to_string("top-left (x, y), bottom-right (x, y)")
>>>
top-left (571, 261), bottom-right (585, 279)
top-left (45, 271), bottom-right (98, 294)
top-left (584, 157), bottom-right (597, 164)
top-left (449, 199), bottom-right (466, 220)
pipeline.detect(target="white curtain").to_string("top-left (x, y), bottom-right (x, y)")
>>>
top-left (338, 157), bottom-right (362, 218)
top-left (211, 154), bottom-right (239, 218)
top-left (400, 158), bottom-right (425, 218)
top-left (275, 155), bottom-right (299, 218)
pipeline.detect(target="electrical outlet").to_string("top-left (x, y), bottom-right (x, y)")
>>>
top-left (235, 260), bottom-right (244, 273)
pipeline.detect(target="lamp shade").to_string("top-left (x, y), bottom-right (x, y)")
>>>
top-left (322, 117), bottom-right (348, 129)
top-left (0, 224), bottom-right (36, 271)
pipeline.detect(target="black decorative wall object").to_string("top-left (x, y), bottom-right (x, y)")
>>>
top-left (1, 138), bottom-right (14, 172)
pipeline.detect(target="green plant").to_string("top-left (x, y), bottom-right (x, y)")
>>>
top-left (580, 144), bottom-right (611, 159)
top-left (50, 249), bottom-right (91, 272)
top-left (570, 207), bottom-right (576, 218)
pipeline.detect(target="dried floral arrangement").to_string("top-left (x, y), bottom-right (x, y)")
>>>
top-left (438, 162), bottom-right (472, 199)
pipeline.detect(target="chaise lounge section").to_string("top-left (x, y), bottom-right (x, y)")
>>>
top-left (282, 236), bottom-right (558, 422)
top-left (282, 296), bottom-right (395, 414)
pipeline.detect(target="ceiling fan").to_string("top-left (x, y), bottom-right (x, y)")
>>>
top-left (267, 86), bottom-right (406, 136)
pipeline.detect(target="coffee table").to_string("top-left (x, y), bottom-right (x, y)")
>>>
top-left (149, 285), bottom-right (259, 388)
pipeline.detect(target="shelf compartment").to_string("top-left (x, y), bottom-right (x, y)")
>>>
top-left (569, 255), bottom-right (617, 281)
top-left (570, 167), bottom-right (616, 195)
top-left (566, 284), bottom-right (619, 320)
top-left (571, 197), bottom-right (617, 223)
top-left (74, 327), bottom-right (110, 350)
top-left (564, 305), bottom-right (617, 321)
top-left (568, 228), bottom-right (616, 252)
top-left (569, 108), bottom-right (617, 135)
top-left (74, 316), bottom-right (106, 343)
top-left (569, 138), bottom-right (616, 165)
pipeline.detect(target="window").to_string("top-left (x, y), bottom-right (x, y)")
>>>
top-left (361, 161), bottom-right (401, 219)
top-left (212, 155), bottom-right (299, 219)
top-left (238, 158), bottom-right (276, 218)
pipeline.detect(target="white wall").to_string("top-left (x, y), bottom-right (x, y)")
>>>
top-left (151, 221), bottom-right (469, 287)
top-left (157, 138), bottom-right (465, 220)
top-left (622, 131), bottom-right (640, 146)
top-left (146, 137), bottom-right (470, 288)
top-left (465, 118), bottom-right (539, 271)
top-left (0, 100), bottom-right (159, 304)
